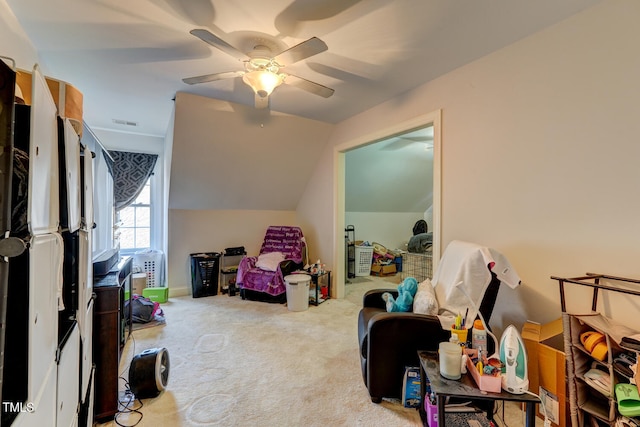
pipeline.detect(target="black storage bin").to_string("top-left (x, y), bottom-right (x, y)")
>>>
top-left (190, 252), bottom-right (220, 298)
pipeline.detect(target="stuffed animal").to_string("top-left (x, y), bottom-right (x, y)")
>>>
top-left (382, 277), bottom-right (418, 312)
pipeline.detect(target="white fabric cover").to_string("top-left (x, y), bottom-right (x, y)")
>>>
top-left (255, 251), bottom-right (285, 272)
top-left (433, 240), bottom-right (521, 329)
top-left (412, 278), bottom-right (439, 315)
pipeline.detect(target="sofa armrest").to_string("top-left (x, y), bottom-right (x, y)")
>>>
top-left (362, 312), bottom-right (450, 400)
top-left (367, 311), bottom-right (449, 348)
top-left (362, 288), bottom-right (397, 309)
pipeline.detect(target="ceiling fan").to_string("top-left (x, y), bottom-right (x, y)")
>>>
top-left (182, 29), bottom-right (335, 109)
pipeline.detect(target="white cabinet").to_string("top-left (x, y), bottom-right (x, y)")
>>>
top-left (2, 62), bottom-right (92, 427)
top-left (80, 299), bottom-right (94, 401)
top-left (28, 233), bottom-right (62, 403)
top-left (76, 229), bottom-right (91, 332)
top-left (57, 324), bottom-right (80, 427)
top-left (12, 361), bottom-right (57, 427)
top-left (62, 118), bottom-right (81, 233)
top-left (27, 64), bottom-right (59, 236)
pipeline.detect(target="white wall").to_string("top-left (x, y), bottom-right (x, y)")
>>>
top-left (345, 212), bottom-right (424, 251)
top-left (0, 0), bottom-right (40, 70)
top-left (167, 209), bottom-right (297, 296)
top-left (299, 0), bottom-right (640, 332)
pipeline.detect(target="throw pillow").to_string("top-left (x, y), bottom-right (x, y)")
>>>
top-left (413, 278), bottom-right (439, 315)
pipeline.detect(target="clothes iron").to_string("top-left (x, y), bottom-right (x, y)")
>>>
top-left (499, 324), bottom-right (529, 394)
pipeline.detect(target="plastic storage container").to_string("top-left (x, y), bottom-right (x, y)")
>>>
top-left (354, 245), bottom-right (374, 276)
top-left (284, 274), bottom-right (311, 312)
top-left (189, 252), bottom-right (220, 298)
top-left (438, 341), bottom-right (462, 380)
top-left (133, 249), bottom-right (165, 288)
top-left (471, 319), bottom-right (487, 351)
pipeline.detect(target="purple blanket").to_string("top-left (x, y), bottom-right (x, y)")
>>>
top-left (236, 226), bottom-right (305, 296)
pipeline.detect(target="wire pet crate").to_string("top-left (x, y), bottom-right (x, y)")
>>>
top-left (401, 251), bottom-right (433, 282)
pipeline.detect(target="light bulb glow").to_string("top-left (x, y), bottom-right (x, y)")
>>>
top-left (242, 70), bottom-right (284, 98)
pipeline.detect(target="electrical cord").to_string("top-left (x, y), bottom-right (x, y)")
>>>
top-left (491, 400), bottom-right (508, 427)
top-left (113, 331), bottom-right (145, 426)
top-left (524, 390), bottom-right (551, 427)
top-left (114, 376), bottom-right (144, 427)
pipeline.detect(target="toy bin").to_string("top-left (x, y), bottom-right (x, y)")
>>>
top-left (354, 245), bottom-right (374, 276)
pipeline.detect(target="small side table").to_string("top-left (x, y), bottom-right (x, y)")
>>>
top-left (418, 351), bottom-right (539, 427)
top-left (308, 270), bottom-right (331, 305)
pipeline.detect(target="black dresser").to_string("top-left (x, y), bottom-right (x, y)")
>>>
top-left (92, 256), bottom-right (132, 421)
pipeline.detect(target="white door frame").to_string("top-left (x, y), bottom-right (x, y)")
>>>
top-left (333, 109), bottom-right (442, 298)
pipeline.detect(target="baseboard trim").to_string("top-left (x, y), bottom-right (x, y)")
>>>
top-left (168, 286), bottom-right (190, 298)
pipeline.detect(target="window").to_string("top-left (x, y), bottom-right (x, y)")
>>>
top-left (118, 178), bottom-right (151, 253)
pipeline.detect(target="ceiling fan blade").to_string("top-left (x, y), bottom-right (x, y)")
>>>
top-left (401, 135), bottom-right (434, 142)
top-left (254, 93), bottom-right (269, 109)
top-left (285, 74), bottom-right (334, 98)
top-left (274, 37), bottom-right (328, 65)
top-left (182, 71), bottom-right (244, 85)
top-left (190, 29), bottom-right (249, 61)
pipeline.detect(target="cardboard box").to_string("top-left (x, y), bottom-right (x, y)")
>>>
top-left (370, 263), bottom-right (397, 276)
top-left (142, 287), bottom-right (169, 303)
top-left (521, 318), bottom-right (568, 427)
top-left (132, 272), bottom-right (147, 295)
top-left (402, 366), bottom-right (421, 408)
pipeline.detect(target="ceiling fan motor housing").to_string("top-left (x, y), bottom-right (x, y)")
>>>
top-left (129, 347), bottom-right (170, 399)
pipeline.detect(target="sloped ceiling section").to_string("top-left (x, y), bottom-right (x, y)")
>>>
top-left (169, 92), bottom-right (334, 210)
top-left (6, 0), bottom-right (601, 136)
top-left (345, 127), bottom-right (434, 213)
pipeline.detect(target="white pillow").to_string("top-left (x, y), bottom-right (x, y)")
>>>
top-left (413, 278), bottom-right (439, 315)
top-left (255, 251), bottom-right (285, 272)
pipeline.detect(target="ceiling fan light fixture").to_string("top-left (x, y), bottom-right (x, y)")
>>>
top-left (242, 70), bottom-right (285, 98)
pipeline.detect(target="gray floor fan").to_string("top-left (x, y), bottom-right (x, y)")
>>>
top-left (129, 347), bottom-right (170, 398)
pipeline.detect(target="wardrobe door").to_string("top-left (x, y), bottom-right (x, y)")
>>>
top-left (77, 229), bottom-right (91, 331)
top-left (82, 148), bottom-right (93, 232)
top-left (28, 64), bottom-right (59, 236)
top-left (80, 299), bottom-right (94, 402)
top-left (57, 324), bottom-right (80, 427)
top-left (62, 118), bottom-right (81, 233)
top-left (28, 233), bottom-right (62, 402)
top-left (11, 362), bottom-right (57, 427)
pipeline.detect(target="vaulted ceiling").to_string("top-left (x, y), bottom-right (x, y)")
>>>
top-left (6, 0), bottom-right (600, 137)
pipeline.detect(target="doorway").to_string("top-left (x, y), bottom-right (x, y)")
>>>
top-left (334, 109), bottom-right (441, 299)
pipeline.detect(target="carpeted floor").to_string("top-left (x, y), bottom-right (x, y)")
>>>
top-left (96, 274), bottom-right (538, 427)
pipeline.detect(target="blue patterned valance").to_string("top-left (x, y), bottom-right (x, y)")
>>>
top-left (109, 150), bottom-right (158, 210)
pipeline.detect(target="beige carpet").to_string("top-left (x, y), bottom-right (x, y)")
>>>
top-left (97, 275), bottom-right (537, 427)
top-left (98, 276), bottom-right (422, 427)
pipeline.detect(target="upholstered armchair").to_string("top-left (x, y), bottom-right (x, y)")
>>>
top-left (357, 240), bottom-right (520, 403)
top-left (236, 226), bottom-right (306, 303)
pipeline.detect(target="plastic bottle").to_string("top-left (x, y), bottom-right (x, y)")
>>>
top-left (471, 319), bottom-right (487, 351)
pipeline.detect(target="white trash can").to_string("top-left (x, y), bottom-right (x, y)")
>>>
top-left (284, 274), bottom-right (311, 312)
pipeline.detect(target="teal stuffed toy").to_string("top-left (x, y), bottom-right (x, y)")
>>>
top-left (382, 277), bottom-right (418, 312)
